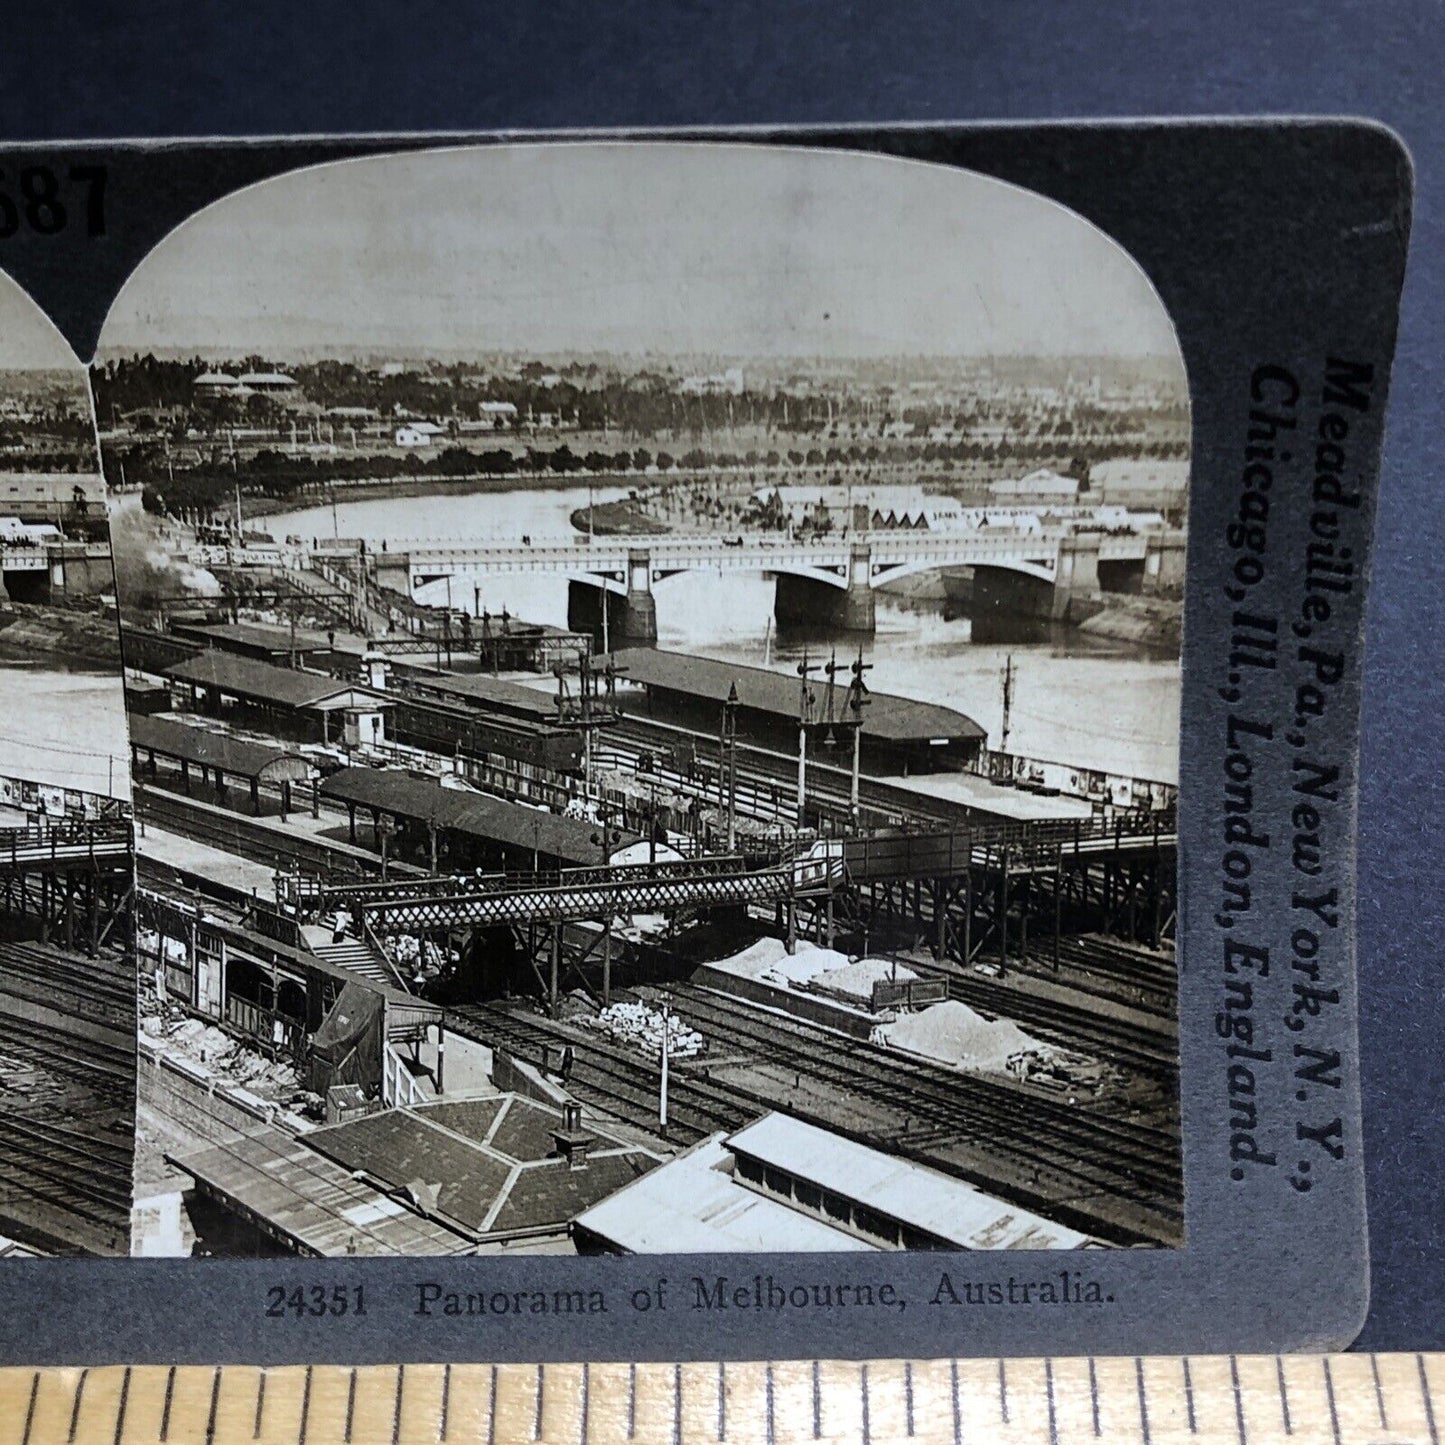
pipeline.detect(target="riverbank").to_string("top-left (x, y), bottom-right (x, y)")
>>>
top-left (0, 603), bottom-right (123, 667)
top-left (1077, 594), bottom-right (1182, 652)
top-left (244, 470), bottom-right (627, 527)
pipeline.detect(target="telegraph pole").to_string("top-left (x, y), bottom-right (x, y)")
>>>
top-left (796, 651), bottom-right (819, 830)
top-left (721, 681), bottom-right (739, 852)
top-left (1001, 653), bottom-right (1016, 753)
top-left (848, 649), bottom-right (872, 829)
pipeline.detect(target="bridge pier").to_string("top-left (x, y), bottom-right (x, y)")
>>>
top-left (773, 542), bottom-right (876, 634)
top-left (972, 536), bottom-right (1105, 628)
top-left (619, 548), bottom-right (658, 644)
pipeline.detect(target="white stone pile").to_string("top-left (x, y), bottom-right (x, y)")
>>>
top-left (592, 1000), bottom-right (704, 1061)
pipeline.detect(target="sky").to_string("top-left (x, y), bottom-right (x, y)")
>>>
top-left (100, 142), bottom-right (1184, 364)
top-left (0, 270), bottom-right (84, 371)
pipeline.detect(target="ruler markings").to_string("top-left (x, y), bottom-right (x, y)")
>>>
top-left (1369, 1353), bottom-right (1387, 1430)
top-left (1421, 1354), bottom-right (1440, 1445)
top-left (111, 1366), bottom-right (129, 1445)
top-left (7, 1353), bottom-right (1445, 1442)
top-left (1229, 1356), bottom-right (1246, 1445)
top-left (1276, 1355), bottom-right (1292, 1435)
top-left (20, 1372), bottom-right (37, 1445)
top-left (160, 1365), bottom-right (175, 1443)
top-left (1134, 1358), bottom-right (1151, 1445)
top-left (1323, 1356), bottom-right (1342, 1445)
top-left (64, 1369), bottom-right (86, 1445)
top-left (297, 1366), bottom-right (312, 1445)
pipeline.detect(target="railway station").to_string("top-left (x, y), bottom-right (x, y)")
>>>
top-left (120, 589), bottom-right (1182, 1256)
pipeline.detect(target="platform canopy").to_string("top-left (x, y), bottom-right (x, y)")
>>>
top-left (601, 647), bottom-right (986, 745)
top-left (320, 766), bottom-right (637, 866)
top-left (165, 651), bottom-right (390, 715)
top-left (127, 712), bottom-right (313, 786)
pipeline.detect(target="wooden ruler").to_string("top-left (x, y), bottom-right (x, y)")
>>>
top-left (0, 1354), bottom-right (1439, 1443)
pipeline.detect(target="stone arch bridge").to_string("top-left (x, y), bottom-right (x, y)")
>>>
top-left (349, 526), bottom-right (1183, 641)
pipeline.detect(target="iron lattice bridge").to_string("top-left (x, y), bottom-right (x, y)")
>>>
top-left (289, 854), bottom-right (812, 933)
top-left (282, 816), bottom-right (1176, 935)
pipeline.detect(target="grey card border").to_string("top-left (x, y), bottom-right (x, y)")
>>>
top-left (0, 119), bottom-right (1413, 1362)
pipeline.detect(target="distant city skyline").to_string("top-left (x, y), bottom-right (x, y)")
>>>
top-left (99, 144), bottom-right (1185, 366)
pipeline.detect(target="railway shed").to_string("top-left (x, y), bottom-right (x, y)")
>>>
top-left (127, 712), bottom-right (315, 820)
top-left (320, 766), bottom-right (636, 870)
top-left (601, 647), bottom-right (987, 772)
top-left (167, 1124), bottom-right (476, 1256)
top-left (170, 1094), bottom-right (664, 1256)
top-left (169, 619), bottom-right (333, 666)
top-left (164, 651), bottom-right (392, 748)
top-left (575, 1112), bottom-right (1092, 1254)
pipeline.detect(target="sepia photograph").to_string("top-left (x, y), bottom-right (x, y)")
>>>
top-left (0, 273), bottom-right (135, 1258)
top-left (101, 143), bottom-right (1185, 1260)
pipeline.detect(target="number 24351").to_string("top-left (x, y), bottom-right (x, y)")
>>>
top-left (0, 165), bottom-right (107, 238)
top-left (266, 1285), bottom-right (368, 1319)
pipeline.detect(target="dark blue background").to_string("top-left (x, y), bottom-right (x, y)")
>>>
top-left (2, 0), bottom-right (1439, 1351)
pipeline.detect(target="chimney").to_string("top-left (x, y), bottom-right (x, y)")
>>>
top-left (552, 1101), bottom-right (591, 1170)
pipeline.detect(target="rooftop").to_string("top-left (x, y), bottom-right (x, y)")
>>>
top-left (409, 670), bottom-right (566, 723)
top-left (728, 1113), bottom-right (1092, 1250)
top-left (166, 651), bottom-right (389, 713)
top-left (304, 1095), bottom-right (663, 1240)
top-left (170, 621), bottom-right (332, 657)
top-left (127, 713), bottom-right (313, 785)
top-left (320, 766), bottom-right (635, 865)
top-left (171, 1125), bottom-right (477, 1256)
top-left (603, 648), bottom-right (986, 745)
top-left (573, 1135), bottom-right (872, 1254)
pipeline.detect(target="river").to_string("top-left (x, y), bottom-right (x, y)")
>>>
top-left (263, 485), bottom-right (1181, 784)
top-left (0, 661), bottom-right (131, 800)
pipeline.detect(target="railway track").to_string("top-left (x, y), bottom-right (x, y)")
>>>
top-left (938, 968), bottom-right (1178, 1075)
top-left (1001, 935), bottom-right (1177, 1018)
top-left (0, 1010), bottom-right (135, 1096)
top-left (452, 985), bottom-right (1181, 1245)
top-left (447, 1001), bottom-right (748, 1143)
top-left (0, 1112), bottom-right (134, 1245)
top-left (666, 984), bottom-right (1181, 1214)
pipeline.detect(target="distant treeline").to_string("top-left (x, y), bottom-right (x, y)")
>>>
top-left (90, 354), bottom-right (1190, 444)
top-left (104, 432), bottom-right (1185, 520)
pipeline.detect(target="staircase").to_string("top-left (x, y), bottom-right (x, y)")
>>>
top-left (309, 917), bottom-right (409, 991)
